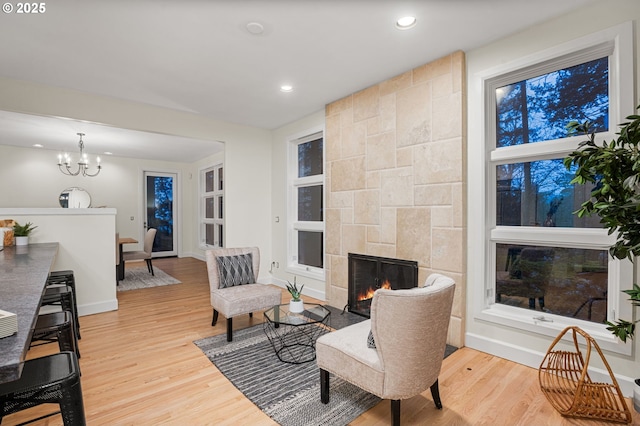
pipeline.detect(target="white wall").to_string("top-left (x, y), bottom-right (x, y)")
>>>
top-left (466, 0), bottom-right (640, 394)
top-left (0, 76), bottom-right (274, 275)
top-left (0, 144), bottom-right (191, 250)
top-left (0, 208), bottom-right (118, 316)
top-left (271, 110), bottom-right (326, 299)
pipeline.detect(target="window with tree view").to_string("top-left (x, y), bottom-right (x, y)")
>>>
top-left (491, 55), bottom-right (611, 323)
top-left (289, 131), bottom-right (324, 275)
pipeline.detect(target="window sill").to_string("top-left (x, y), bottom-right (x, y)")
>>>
top-left (286, 264), bottom-right (325, 282)
top-left (475, 304), bottom-right (631, 356)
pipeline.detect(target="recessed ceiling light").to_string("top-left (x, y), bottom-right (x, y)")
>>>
top-left (103, 151), bottom-right (113, 155)
top-left (280, 85), bottom-right (293, 93)
top-left (32, 143), bottom-right (43, 148)
top-left (246, 22), bottom-right (264, 35)
top-left (396, 16), bottom-right (417, 30)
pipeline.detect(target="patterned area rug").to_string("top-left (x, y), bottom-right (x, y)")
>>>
top-left (194, 324), bottom-right (381, 426)
top-left (117, 267), bottom-right (181, 291)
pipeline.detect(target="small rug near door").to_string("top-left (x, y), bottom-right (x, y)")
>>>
top-left (117, 267), bottom-right (181, 291)
top-left (194, 324), bottom-right (380, 426)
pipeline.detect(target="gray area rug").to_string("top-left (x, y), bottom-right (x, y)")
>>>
top-left (194, 324), bottom-right (381, 426)
top-left (117, 267), bottom-right (181, 291)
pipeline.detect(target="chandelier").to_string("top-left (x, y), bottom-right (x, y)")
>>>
top-left (57, 133), bottom-right (102, 177)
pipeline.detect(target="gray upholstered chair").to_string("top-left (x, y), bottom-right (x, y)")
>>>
top-left (316, 273), bottom-right (455, 426)
top-left (205, 247), bottom-right (282, 342)
top-left (123, 228), bottom-right (157, 276)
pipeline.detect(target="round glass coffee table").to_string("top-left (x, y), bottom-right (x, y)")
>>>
top-left (263, 303), bottom-right (331, 364)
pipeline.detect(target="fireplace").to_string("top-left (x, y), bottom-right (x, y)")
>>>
top-left (348, 253), bottom-right (418, 318)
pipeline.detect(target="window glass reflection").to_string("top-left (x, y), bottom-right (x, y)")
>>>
top-left (495, 243), bottom-right (608, 323)
top-left (298, 185), bottom-right (323, 221)
top-left (298, 137), bottom-right (323, 178)
top-left (298, 231), bottom-right (323, 268)
top-left (496, 159), bottom-right (600, 227)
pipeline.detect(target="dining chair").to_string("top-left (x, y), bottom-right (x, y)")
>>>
top-left (123, 228), bottom-right (157, 276)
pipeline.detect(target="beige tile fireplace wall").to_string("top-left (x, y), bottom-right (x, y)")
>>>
top-left (325, 51), bottom-right (466, 347)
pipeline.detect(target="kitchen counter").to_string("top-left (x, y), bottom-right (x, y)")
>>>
top-left (0, 242), bottom-right (58, 383)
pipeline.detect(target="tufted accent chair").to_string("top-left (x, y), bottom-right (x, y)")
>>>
top-left (205, 247), bottom-right (282, 342)
top-left (316, 273), bottom-right (455, 426)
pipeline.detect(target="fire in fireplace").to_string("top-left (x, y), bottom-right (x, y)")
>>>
top-left (348, 253), bottom-right (418, 318)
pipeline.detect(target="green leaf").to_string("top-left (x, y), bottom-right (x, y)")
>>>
top-left (605, 320), bottom-right (636, 342)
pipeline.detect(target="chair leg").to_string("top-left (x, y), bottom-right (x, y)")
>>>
top-left (430, 379), bottom-right (443, 409)
top-left (226, 318), bottom-right (233, 342)
top-left (212, 309), bottom-right (219, 326)
top-left (59, 354), bottom-right (86, 425)
top-left (391, 400), bottom-right (401, 426)
top-left (320, 369), bottom-right (330, 404)
top-left (146, 259), bottom-right (155, 276)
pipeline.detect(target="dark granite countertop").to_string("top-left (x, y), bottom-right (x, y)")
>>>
top-left (0, 242), bottom-right (58, 383)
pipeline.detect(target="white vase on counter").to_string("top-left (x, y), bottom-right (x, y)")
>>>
top-left (15, 236), bottom-right (28, 246)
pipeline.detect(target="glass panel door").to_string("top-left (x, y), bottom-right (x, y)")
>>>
top-left (144, 171), bottom-right (178, 257)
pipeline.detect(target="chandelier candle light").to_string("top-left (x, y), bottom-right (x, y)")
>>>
top-left (57, 133), bottom-right (102, 177)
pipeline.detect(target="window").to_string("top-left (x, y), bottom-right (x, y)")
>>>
top-left (288, 129), bottom-right (324, 279)
top-left (201, 164), bottom-right (224, 248)
top-left (476, 23), bottom-right (634, 354)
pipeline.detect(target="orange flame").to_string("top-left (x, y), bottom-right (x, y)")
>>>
top-left (357, 279), bottom-right (391, 301)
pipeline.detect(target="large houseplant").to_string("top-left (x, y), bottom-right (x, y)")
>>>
top-left (563, 108), bottom-right (640, 343)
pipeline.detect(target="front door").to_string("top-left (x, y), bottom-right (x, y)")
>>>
top-left (144, 171), bottom-right (178, 257)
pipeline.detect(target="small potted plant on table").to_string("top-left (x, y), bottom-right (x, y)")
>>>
top-left (287, 277), bottom-right (305, 313)
top-left (12, 221), bottom-right (37, 246)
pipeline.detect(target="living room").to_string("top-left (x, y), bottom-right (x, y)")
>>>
top-left (1, 0), bottom-right (640, 424)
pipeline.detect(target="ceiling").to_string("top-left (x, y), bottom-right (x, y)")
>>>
top-left (0, 0), bottom-right (597, 162)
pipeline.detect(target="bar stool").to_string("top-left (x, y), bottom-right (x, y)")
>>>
top-left (30, 311), bottom-right (80, 359)
top-left (0, 352), bottom-right (85, 426)
top-left (46, 270), bottom-right (79, 337)
top-left (41, 285), bottom-right (80, 340)
top-left (47, 270), bottom-right (76, 291)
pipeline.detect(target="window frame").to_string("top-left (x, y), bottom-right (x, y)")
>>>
top-left (475, 22), bottom-right (635, 355)
top-left (199, 163), bottom-right (224, 249)
top-left (287, 127), bottom-right (325, 281)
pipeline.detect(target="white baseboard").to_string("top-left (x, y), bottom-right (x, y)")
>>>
top-left (180, 251), bottom-right (203, 261)
top-left (78, 299), bottom-right (118, 316)
top-left (466, 332), bottom-right (636, 397)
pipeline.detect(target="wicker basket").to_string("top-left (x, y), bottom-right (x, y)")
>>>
top-left (539, 326), bottom-right (631, 424)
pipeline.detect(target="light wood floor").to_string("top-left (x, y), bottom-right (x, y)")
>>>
top-left (5, 257), bottom-right (639, 425)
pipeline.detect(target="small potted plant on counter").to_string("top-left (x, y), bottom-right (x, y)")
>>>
top-left (287, 277), bottom-right (305, 313)
top-left (12, 221), bottom-right (37, 246)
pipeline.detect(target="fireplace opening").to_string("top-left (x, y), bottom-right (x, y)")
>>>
top-left (348, 253), bottom-right (418, 318)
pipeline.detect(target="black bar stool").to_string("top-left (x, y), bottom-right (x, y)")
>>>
top-left (41, 285), bottom-right (80, 340)
top-left (46, 270), bottom-right (80, 339)
top-left (0, 352), bottom-right (85, 426)
top-left (47, 270), bottom-right (75, 290)
top-left (30, 311), bottom-right (80, 359)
